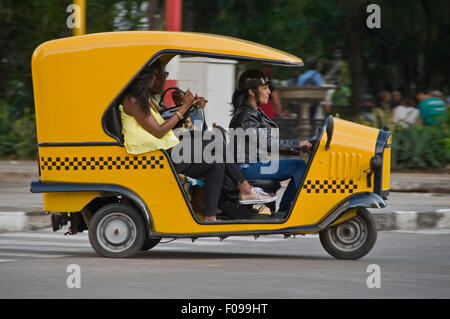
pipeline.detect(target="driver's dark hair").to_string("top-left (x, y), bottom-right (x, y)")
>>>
top-left (231, 69), bottom-right (267, 115)
top-left (123, 59), bottom-right (164, 116)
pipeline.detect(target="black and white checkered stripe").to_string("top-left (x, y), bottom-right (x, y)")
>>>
top-left (40, 155), bottom-right (165, 171)
top-left (302, 179), bottom-right (358, 194)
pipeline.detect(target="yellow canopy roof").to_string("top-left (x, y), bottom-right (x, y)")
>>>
top-left (32, 31), bottom-right (303, 144)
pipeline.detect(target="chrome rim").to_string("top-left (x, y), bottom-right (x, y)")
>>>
top-left (96, 212), bottom-right (137, 253)
top-left (327, 215), bottom-right (368, 252)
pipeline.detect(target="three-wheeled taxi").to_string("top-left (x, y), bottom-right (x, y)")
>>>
top-left (30, 31), bottom-right (391, 259)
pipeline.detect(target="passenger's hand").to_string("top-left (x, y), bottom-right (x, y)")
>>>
top-left (181, 89), bottom-right (195, 112)
top-left (193, 95), bottom-right (208, 108)
top-left (172, 89), bottom-right (185, 106)
top-left (299, 140), bottom-right (312, 152)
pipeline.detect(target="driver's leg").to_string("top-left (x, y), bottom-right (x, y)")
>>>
top-left (238, 158), bottom-right (306, 214)
top-left (276, 159), bottom-right (306, 214)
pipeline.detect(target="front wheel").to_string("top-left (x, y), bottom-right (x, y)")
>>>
top-left (319, 207), bottom-right (377, 260)
top-left (88, 203), bottom-right (146, 258)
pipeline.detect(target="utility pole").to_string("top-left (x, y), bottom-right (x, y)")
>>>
top-left (166, 0), bottom-right (182, 31)
top-left (73, 0), bottom-right (86, 36)
top-left (163, 0), bottom-right (182, 107)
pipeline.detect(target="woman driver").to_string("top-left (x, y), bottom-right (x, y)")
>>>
top-left (120, 60), bottom-right (275, 222)
top-left (229, 69), bottom-right (312, 218)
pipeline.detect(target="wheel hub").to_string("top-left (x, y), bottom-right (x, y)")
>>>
top-left (328, 215), bottom-right (367, 252)
top-left (97, 212), bottom-right (137, 253)
top-left (104, 220), bottom-right (130, 245)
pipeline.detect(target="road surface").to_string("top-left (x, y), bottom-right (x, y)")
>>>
top-left (0, 227), bottom-right (449, 299)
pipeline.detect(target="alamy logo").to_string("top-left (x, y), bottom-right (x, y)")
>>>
top-left (66, 264), bottom-right (81, 289)
top-left (171, 123), bottom-right (280, 174)
top-left (66, 4), bottom-right (81, 30)
top-left (366, 4), bottom-right (381, 29)
top-left (366, 264), bottom-right (381, 288)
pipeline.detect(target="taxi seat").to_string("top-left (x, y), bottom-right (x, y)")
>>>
top-left (102, 103), bottom-right (124, 145)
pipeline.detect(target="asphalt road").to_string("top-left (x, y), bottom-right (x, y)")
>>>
top-left (0, 228), bottom-right (449, 299)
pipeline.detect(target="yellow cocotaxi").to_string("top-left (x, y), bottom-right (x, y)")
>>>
top-left (30, 31), bottom-right (391, 259)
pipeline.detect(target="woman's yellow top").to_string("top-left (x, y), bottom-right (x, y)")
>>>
top-left (119, 100), bottom-right (179, 154)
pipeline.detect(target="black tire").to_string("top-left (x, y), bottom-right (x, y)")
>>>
top-left (88, 203), bottom-right (146, 258)
top-left (319, 207), bottom-right (377, 260)
top-left (141, 237), bottom-right (161, 251)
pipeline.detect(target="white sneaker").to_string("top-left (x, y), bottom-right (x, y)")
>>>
top-left (239, 187), bottom-right (277, 205)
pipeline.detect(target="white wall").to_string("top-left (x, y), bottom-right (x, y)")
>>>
top-left (175, 57), bottom-right (237, 129)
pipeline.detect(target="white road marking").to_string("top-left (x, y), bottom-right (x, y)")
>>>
top-left (0, 252), bottom-right (69, 258)
top-left (151, 246), bottom-right (190, 250)
top-left (0, 259), bottom-right (16, 263)
top-left (390, 229), bottom-right (450, 235)
top-left (0, 239), bottom-right (91, 248)
top-left (0, 232), bottom-right (88, 241)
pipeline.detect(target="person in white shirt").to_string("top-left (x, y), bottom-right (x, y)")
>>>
top-left (391, 97), bottom-right (420, 127)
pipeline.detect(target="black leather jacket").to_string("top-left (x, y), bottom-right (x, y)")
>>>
top-left (228, 102), bottom-right (300, 163)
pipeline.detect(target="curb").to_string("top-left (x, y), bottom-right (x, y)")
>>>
top-left (372, 209), bottom-right (450, 231)
top-left (0, 212), bottom-right (51, 233)
top-left (1, 210), bottom-right (450, 234)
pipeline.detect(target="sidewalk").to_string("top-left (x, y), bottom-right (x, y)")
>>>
top-left (0, 160), bottom-right (449, 232)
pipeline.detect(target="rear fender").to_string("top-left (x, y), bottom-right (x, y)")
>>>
top-left (30, 180), bottom-right (153, 236)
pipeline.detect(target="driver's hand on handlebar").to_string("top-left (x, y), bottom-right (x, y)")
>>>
top-left (298, 140), bottom-right (312, 153)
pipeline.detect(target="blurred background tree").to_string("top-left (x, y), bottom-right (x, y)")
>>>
top-left (0, 0), bottom-right (449, 166)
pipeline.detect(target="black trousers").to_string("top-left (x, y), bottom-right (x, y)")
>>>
top-left (174, 161), bottom-right (224, 217)
top-left (169, 130), bottom-right (246, 217)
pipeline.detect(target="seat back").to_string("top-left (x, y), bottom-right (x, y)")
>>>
top-left (102, 103), bottom-right (124, 145)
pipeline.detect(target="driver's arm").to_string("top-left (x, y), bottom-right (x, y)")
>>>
top-left (123, 92), bottom-right (194, 139)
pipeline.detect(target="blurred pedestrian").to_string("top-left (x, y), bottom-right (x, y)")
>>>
top-left (296, 58), bottom-right (324, 125)
top-left (390, 90), bottom-right (403, 108)
top-left (391, 96), bottom-right (420, 127)
top-left (371, 91), bottom-right (392, 128)
top-left (430, 90), bottom-right (446, 102)
top-left (356, 94), bottom-right (375, 125)
top-left (416, 87), bottom-right (446, 126)
top-left (296, 59), bottom-right (323, 87)
top-left (330, 81), bottom-right (351, 119)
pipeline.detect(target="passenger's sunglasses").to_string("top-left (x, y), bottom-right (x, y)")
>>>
top-left (151, 69), bottom-right (169, 80)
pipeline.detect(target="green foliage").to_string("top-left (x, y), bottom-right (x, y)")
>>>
top-left (0, 0), bottom-right (123, 159)
top-left (0, 99), bottom-right (14, 156)
top-left (391, 111), bottom-right (450, 170)
top-left (11, 108), bottom-right (37, 159)
top-left (0, 101), bottom-right (36, 158)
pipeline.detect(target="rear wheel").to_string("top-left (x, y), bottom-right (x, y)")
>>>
top-left (319, 207), bottom-right (377, 260)
top-left (88, 203), bottom-right (146, 258)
